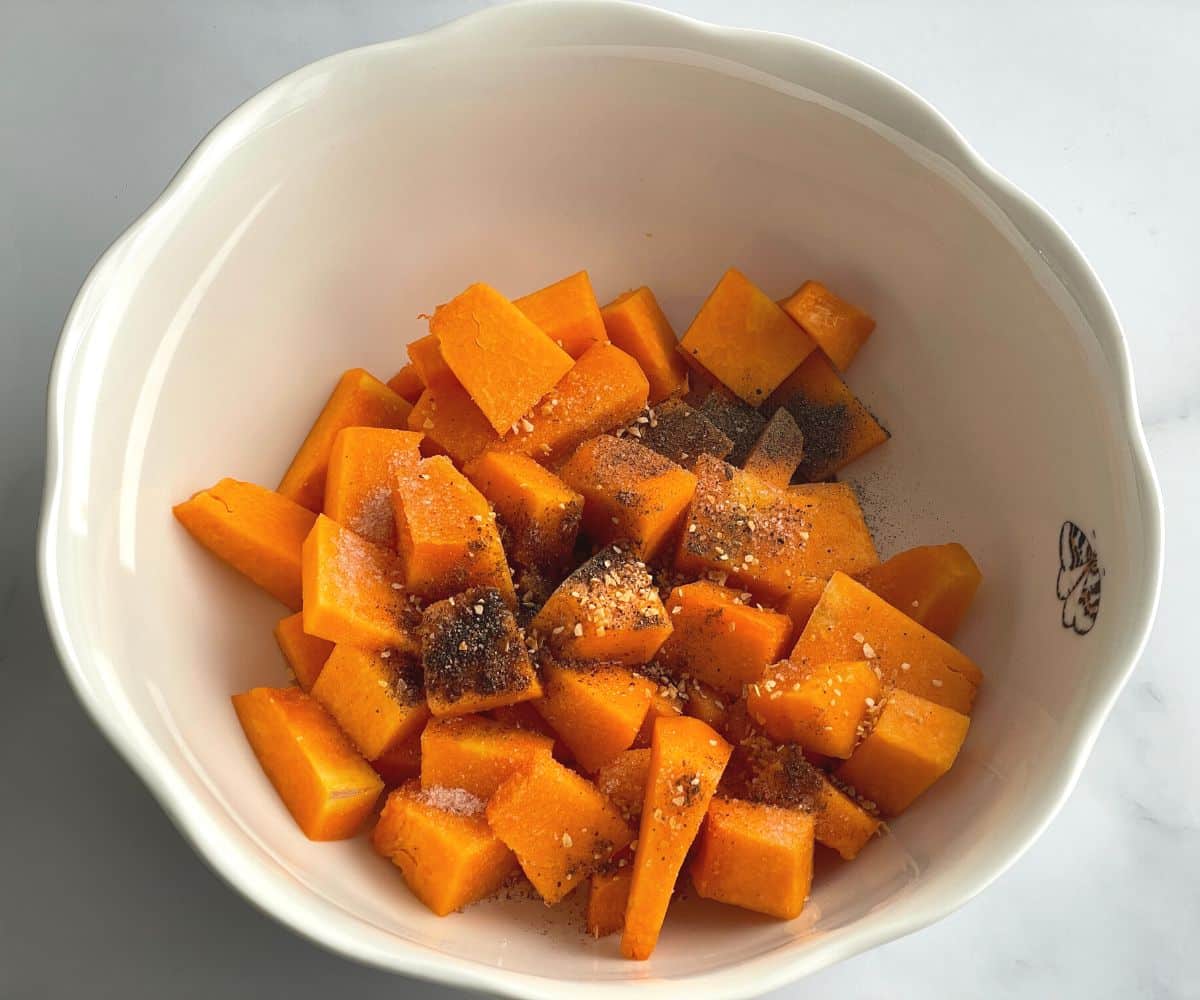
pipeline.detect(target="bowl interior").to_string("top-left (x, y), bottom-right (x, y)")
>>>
top-left (45, 11), bottom-right (1155, 993)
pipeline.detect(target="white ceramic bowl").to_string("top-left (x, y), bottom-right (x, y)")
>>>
top-left (39, 2), bottom-right (1163, 996)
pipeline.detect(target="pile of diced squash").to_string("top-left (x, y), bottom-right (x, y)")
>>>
top-left (174, 268), bottom-right (983, 960)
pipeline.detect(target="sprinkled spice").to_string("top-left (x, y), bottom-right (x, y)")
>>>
top-left (773, 393), bottom-right (853, 484)
top-left (698, 389), bottom-right (768, 466)
top-left (634, 397), bottom-right (733, 471)
top-left (417, 785), bottom-right (485, 816)
top-left (420, 587), bottom-right (535, 704)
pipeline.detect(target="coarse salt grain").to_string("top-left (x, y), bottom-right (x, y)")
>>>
top-left (561, 832), bottom-right (573, 848)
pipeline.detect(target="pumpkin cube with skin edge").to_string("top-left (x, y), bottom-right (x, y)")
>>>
top-left (323, 427), bottom-right (422, 548)
top-left (420, 588), bottom-right (542, 717)
top-left (689, 798), bottom-right (815, 920)
top-left (678, 268), bottom-right (817, 404)
top-left (635, 397), bottom-right (734, 471)
top-left (855, 542), bottom-right (983, 641)
top-left (779, 280), bottom-right (876, 372)
top-left (385, 362), bottom-right (425, 404)
top-left (533, 661), bottom-right (655, 773)
top-left (747, 659), bottom-right (882, 758)
top-left (794, 571), bottom-right (983, 714)
top-left (370, 731), bottom-right (423, 787)
top-left (372, 782), bottom-right (518, 917)
top-left (743, 408), bottom-right (806, 488)
top-left (278, 368), bottom-right (412, 512)
top-left (232, 686), bottom-right (382, 841)
top-left (408, 342), bottom-right (649, 468)
top-left (310, 645), bottom-right (428, 760)
top-left (621, 716), bottom-right (732, 961)
top-left (741, 742), bottom-right (881, 860)
top-left (392, 455), bottom-right (516, 606)
top-left (600, 286), bottom-right (689, 404)
top-left (301, 515), bottom-right (418, 651)
top-left (515, 270), bottom-right (609, 358)
top-left (174, 479), bottom-right (316, 611)
top-left (273, 613), bottom-right (333, 691)
top-left (433, 282), bottom-right (574, 434)
top-left (656, 580), bottom-right (793, 697)
top-left (420, 714), bottom-right (554, 800)
top-left (587, 866), bottom-right (635, 938)
top-left (766, 351), bottom-right (889, 483)
top-left (464, 451), bottom-right (583, 571)
top-left (486, 755), bottom-right (634, 904)
top-left (697, 388), bottom-right (768, 467)
top-left (836, 688), bottom-right (971, 816)
top-left (595, 748), bottom-right (652, 822)
top-left (532, 545), bottom-right (672, 666)
top-left (676, 457), bottom-right (879, 602)
top-left (558, 435), bottom-right (698, 562)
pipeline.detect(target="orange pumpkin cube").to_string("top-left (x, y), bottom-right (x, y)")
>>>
top-left (600, 286), bottom-right (689, 403)
top-left (385, 362), bottom-right (425, 404)
top-left (595, 748), bottom-right (652, 822)
top-left (689, 798), bottom-right (815, 919)
top-left (684, 679), bottom-right (732, 732)
top-left (278, 368), bottom-right (412, 511)
top-left (633, 682), bottom-right (686, 748)
top-left (323, 426), bottom-right (422, 547)
top-left (300, 515), bottom-right (418, 651)
top-left (676, 457), bottom-right (879, 601)
top-left (836, 689), bottom-right (970, 816)
top-left (636, 397), bottom-right (734, 471)
top-left (747, 659), bottom-right (881, 758)
top-left (533, 661), bottom-right (655, 773)
top-left (742, 408), bottom-right (805, 487)
top-left (657, 581), bottom-right (793, 696)
top-left (766, 351), bottom-right (889, 482)
top-left (515, 270), bottom-right (609, 358)
top-left (433, 283), bottom-right (574, 434)
top-left (531, 545), bottom-right (672, 666)
top-left (776, 575), bottom-right (828, 633)
top-left (587, 866), bottom-right (634, 938)
top-left (174, 478), bottom-right (316, 611)
top-left (621, 716), bottom-right (732, 960)
top-left (855, 542), bottom-right (983, 641)
top-left (743, 743), bottom-right (880, 860)
top-left (420, 714), bottom-right (554, 799)
top-left (779, 280), bottom-right (876, 372)
top-left (559, 435), bottom-right (698, 561)
top-left (370, 731), bottom-right (423, 787)
top-left (794, 571), bottom-right (983, 714)
top-left (407, 381), bottom-right (500, 465)
top-left (393, 456), bottom-right (515, 606)
top-left (420, 587), bottom-right (542, 717)
top-left (372, 782), bottom-right (517, 916)
top-left (679, 268), bottom-right (817, 404)
top-left (310, 645), bottom-right (428, 759)
top-left (273, 612), bottom-right (333, 691)
top-left (464, 451), bottom-right (583, 570)
top-left (232, 686), bottom-right (382, 840)
top-left (486, 755), bottom-right (634, 904)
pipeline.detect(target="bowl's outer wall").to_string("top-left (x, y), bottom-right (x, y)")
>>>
top-left (39, 3), bottom-right (1162, 997)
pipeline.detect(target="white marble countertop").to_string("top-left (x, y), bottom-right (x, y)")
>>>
top-left (2, 2), bottom-right (1196, 997)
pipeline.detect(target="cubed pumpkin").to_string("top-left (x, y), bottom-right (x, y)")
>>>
top-left (372, 781), bottom-right (517, 916)
top-left (635, 396), bottom-right (734, 471)
top-left (323, 426), bottom-right (422, 547)
top-left (779, 280), bottom-right (875, 372)
top-left (419, 713), bottom-right (554, 799)
top-left (678, 268), bottom-right (816, 404)
top-left (174, 478), bottom-right (316, 611)
top-left (386, 362), bottom-right (425, 404)
top-left (587, 866), bottom-right (634, 938)
top-left (836, 689), bottom-right (970, 816)
top-left (742, 408), bottom-right (806, 487)
top-left (697, 388), bottom-right (768, 466)
top-left (855, 542), bottom-right (982, 641)
top-left (273, 612), bottom-right (334, 691)
top-left (595, 748), bottom-right (652, 822)
top-left (558, 434), bottom-right (697, 561)
top-left (747, 659), bottom-right (881, 758)
top-left (793, 571), bottom-right (983, 714)
top-left (300, 515), bottom-right (418, 651)
top-left (278, 368), bottom-right (412, 511)
top-left (486, 755), bottom-right (634, 904)
top-left (600, 286), bottom-right (689, 403)
top-left (515, 270), bottom-right (608, 358)
top-left (232, 686), bottom-right (382, 840)
top-left (420, 587), bottom-right (542, 717)
top-left (531, 545), bottom-right (672, 665)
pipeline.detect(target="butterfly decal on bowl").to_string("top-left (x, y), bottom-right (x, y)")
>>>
top-left (1057, 521), bottom-right (1102, 635)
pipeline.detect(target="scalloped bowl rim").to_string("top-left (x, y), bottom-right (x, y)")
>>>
top-left (38, 2), bottom-right (1164, 997)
